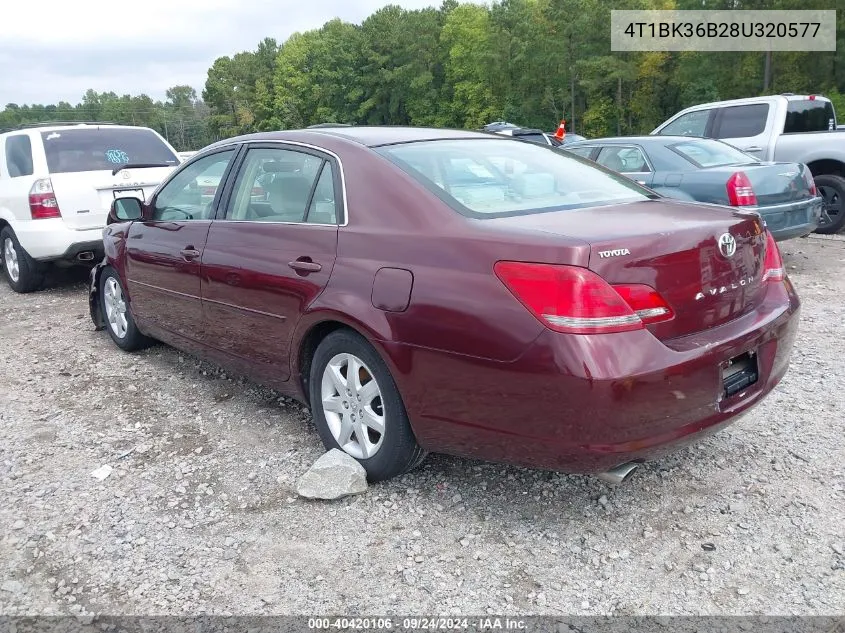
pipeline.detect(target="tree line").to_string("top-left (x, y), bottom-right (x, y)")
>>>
top-left (3, 0), bottom-right (844, 150)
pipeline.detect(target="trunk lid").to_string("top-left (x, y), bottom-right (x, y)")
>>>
top-left (706, 162), bottom-right (812, 207)
top-left (50, 167), bottom-right (174, 230)
top-left (487, 199), bottom-right (767, 340)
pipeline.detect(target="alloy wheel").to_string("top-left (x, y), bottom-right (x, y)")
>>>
top-left (3, 238), bottom-right (19, 283)
top-left (103, 277), bottom-right (128, 339)
top-left (320, 353), bottom-right (386, 459)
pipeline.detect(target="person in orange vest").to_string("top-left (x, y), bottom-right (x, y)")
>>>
top-left (554, 120), bottom-right (566, 140)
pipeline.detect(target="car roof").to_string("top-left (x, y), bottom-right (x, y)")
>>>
top-left (0, 122), bottom-right (154, 135)
top-left (213, 126), bottom-right (496, 149)
top-left (567, 135), bottom-right (715, 145)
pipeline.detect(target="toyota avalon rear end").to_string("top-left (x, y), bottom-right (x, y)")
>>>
top-left (375, 137), bottom-right (800, 480)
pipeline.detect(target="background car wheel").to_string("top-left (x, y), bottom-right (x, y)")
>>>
top-left (1, 227), bottom-right (44, 293)
top-left (100, 267), bottom-right (152, 351)
top-left (309, 329), bottom-right (426, 482)
top-left (814, 174), bottom-right (845, 234)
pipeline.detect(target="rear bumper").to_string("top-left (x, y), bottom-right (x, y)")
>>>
top-left (13, 218), bottom-right (105, 261)
top-left (392, 280), bottom-right (800, 474)
top-left (756, 196), bottom-right (822, 242)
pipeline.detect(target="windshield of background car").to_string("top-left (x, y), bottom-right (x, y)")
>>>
top-left (669, 139), bottom-right (759, 168)
top-left (377, 139), bottom-right (653, 218)
top-left (41, 128), bottom-right (179, 174)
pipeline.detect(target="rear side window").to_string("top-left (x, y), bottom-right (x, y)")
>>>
top-left (784, 99), bottom-right (836, 133)
top-left (4, 135), bottom-right (34, 177)
top-left (657, 110), bottom-right (710, 137)
top-left (715, 104), bottom-right (768, 138)
top-left (670, 139), bottom-right (759, 168)
top-left (377, 139), bottom-right (652, 218)
top-left (41, 128), bottom-right (178, 174)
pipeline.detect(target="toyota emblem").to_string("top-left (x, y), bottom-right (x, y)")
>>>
top-left (717, 233), bottom-right (737, 258)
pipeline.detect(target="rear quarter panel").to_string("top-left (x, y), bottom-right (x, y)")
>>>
top-left (288, 141), bottom-right (589, 402)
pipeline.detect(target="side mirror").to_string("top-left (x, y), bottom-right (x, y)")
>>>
top-left (108, 197), bottom-right (144, 225)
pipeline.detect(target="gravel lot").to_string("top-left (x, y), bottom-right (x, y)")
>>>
top-left (1, 236), bottom-right (843, 618)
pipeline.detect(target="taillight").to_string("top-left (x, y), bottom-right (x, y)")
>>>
top-left (29, 178), bottom-right (61, 219)
top-left (761, 230), bottom-right (784, 283)
top-left (494, 262), bottom-right (672, 334)
top-left (251, 186), bottom-right (264, 196)
top-left (802, 166), bottom-right (817, 196)
top-left (726, 171), bottom-right (757, 206)
top-left (202, 186), bottom-right (217, 196)
top-left (611, 284), bottom-right (674, 324)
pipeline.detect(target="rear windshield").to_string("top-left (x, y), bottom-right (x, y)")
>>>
top-left (376, 139), bottom-right (652, 218)
top-left (784, 99), bottom-right (836, 133)
top-left (41, 128), bottom-right (178, 174)
top-left (669, 139), bottom-right (758, 168)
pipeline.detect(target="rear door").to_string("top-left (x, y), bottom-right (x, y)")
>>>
top-left (41, 127), bottom-right (179, 229)
top-left (201, 144), bottom-right (340, 383)
top-left (125, 149), bottom-right (238, 341)
top-left (711, 104), bottom-right (771, 158)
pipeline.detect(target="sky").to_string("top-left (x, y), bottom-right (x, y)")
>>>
top-left (0, 0), bottom-right (439, 106)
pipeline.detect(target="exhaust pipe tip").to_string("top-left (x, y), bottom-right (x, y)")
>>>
top-left (76, 251), bottom-right (95, 262)
top-left (596, 462), bottom-right (639, 485)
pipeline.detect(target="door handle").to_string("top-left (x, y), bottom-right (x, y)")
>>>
top-left (743, 146), bottom-right (763, 152)
top-left (288, 259), bottom-right (322, 273)
top-left (180, 248), bottom-right (201, 260)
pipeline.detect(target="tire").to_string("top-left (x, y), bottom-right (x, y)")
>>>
top-left (308, 329), bottom-right (426, 482)
top-left (1, 227), bottom-right (44, 293)
top-left (99, 266), bottom-right (153, 351)
top-left (814, 174), bottom-right (845, 235)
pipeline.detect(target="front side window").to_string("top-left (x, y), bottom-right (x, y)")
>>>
top-left (657, 110), bottom-right (710, 137)
top-left (226, 147), bottom-right (334, 223)
top-left (41, 128), bottom-right (178, 174)
top-left (4, 135), bottom-right (33, 177)
top-left (669, 139), bottom-right (758, 168)
top-left (596, 146), bottom-right (651, 173)
top-left (563, 146), bottom-right (596, 159)
top-left (152, 150), bottom-right (235, 221)
top-left (715, 104), bottom-right (769, 138)
top-left (377, 138), bottom-right (653, 218)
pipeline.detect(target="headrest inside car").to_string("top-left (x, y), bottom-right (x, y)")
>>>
top-left (262, 160), bottom-right (301, 173)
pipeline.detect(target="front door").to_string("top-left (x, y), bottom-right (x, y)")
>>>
top-left (201, 144), bottom-right (340, 383)
top-left (125, 149), bottom-right (237, 342)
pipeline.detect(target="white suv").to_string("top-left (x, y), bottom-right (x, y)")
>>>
top-left (0, 122), bottom-right (180, 292)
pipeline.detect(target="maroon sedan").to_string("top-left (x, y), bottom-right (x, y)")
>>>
top-left (90, 127), bottom-right (800, 483)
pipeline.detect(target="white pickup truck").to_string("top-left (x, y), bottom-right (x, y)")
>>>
top-left (653, 94), bottom-right (845, 234)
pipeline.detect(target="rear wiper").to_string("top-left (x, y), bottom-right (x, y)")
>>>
top-left (112, 163), bottom-right (173, 176)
